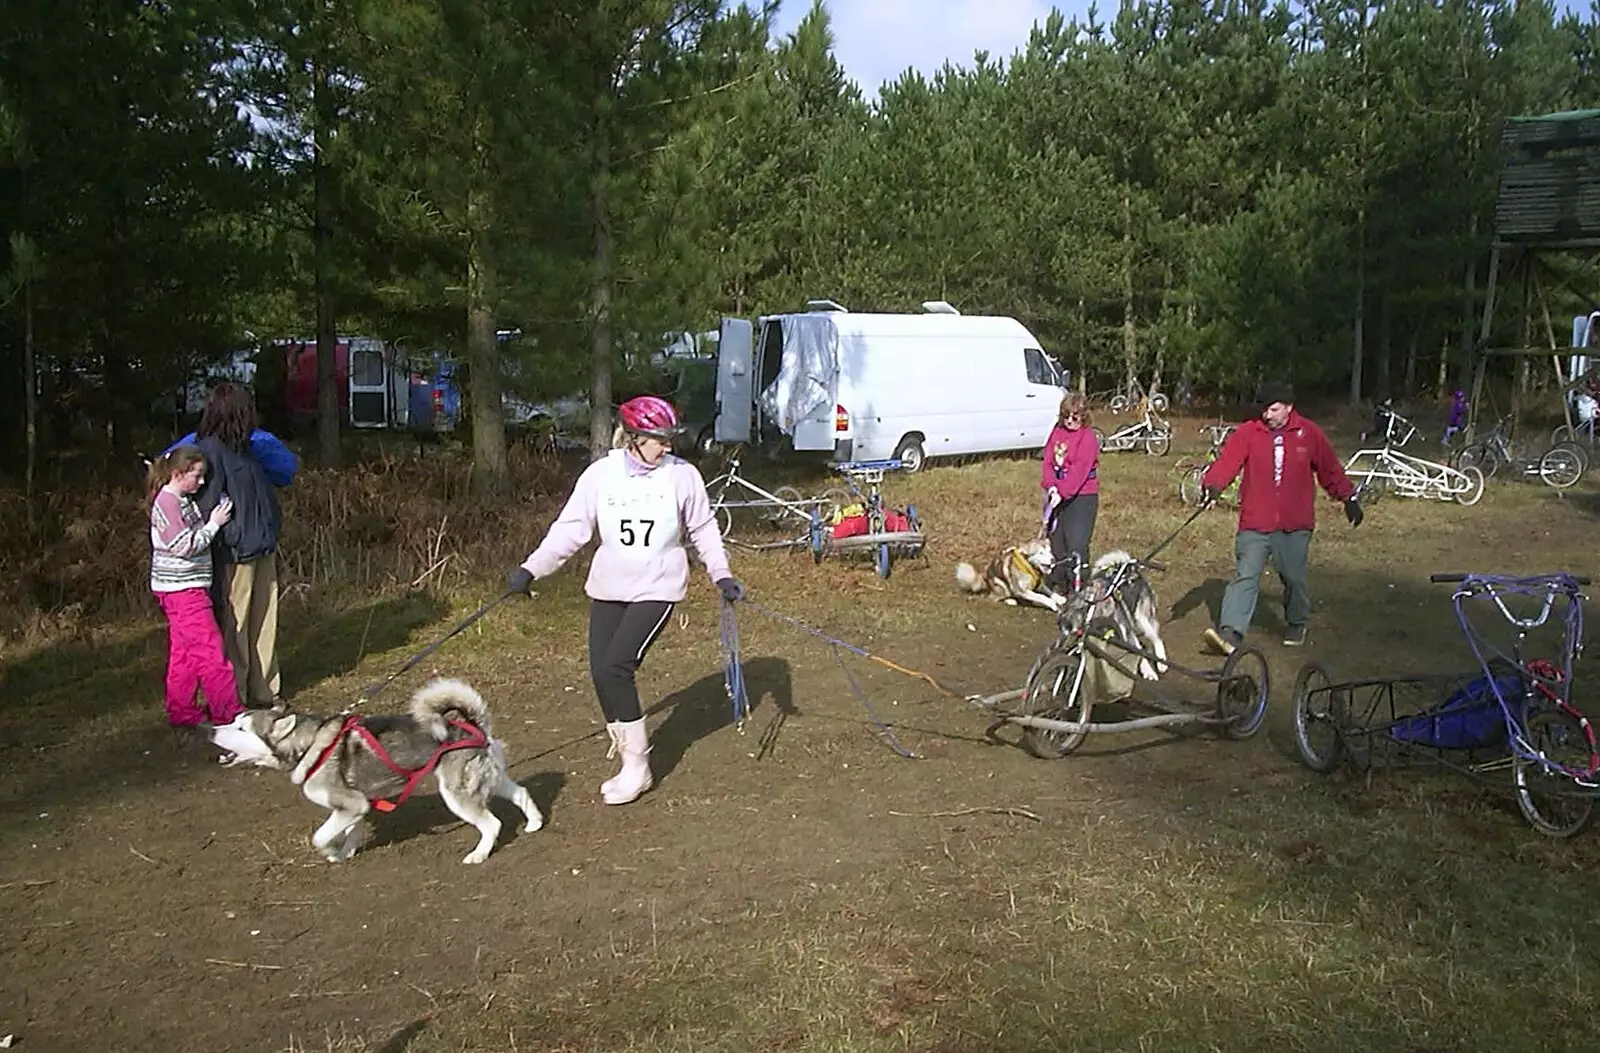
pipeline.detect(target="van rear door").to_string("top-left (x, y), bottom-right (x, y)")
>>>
top-left (348, 338), bottom-right (390, 428)
top-left (714, 317), bottom-right (754, 443)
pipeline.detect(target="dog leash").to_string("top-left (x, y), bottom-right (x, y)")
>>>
top-left (720, 598), bottom-right (751, 728)
top-left (1142, 505), bottom-right (1206, 566)
top-left (736, 598), bottom-right (972, 760)
top-left (347, 588), bottom-right (523, 711)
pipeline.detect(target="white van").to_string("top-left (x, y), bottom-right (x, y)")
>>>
top-left (713, 301), bottom-right (1067, 471)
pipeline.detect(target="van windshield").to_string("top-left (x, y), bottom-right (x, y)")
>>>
top-left (1024, 347), bottom-right (1063, 387)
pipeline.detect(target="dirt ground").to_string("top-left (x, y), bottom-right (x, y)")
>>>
top-left (5, 417), bottom-right (1600, 1052)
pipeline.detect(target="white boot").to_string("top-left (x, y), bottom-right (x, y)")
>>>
top-left (601, 718), bottom-right (654, 805)
top-left (599, 722), bottom-right (624, 798)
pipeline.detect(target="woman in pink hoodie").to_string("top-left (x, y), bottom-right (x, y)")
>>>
top-left (506, 396), bottom-right (743, 806)
top-left (1040, 392), bottom-right (1101, 593)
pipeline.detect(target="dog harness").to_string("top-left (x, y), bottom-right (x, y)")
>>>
top-left (301, 715), bottom-right (489, 812)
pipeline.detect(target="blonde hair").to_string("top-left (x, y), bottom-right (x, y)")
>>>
top-left (611, 424), bottom-right (629, 450)
top-left (146, 445), bottom-right (206, 500)
top-left (1058, 392), bottom-right (1092, 427)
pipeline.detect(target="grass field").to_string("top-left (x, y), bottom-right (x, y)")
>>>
top-left (3, 415), bottom-right (1600, 1052)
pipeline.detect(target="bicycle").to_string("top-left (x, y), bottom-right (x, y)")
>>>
top-left (1175, 422), bottom-right (1239, 506)
top-left (1106, 375), bottom-right (1169, 416)
top-left (1291, 571), bottom-right (1597, 837)
top-left (1344, 407), bottom-right (1485, 505)
top-left (972, 550), bottom-right (1269, 760)
top-left (1097, 397), bottom-right (1172, 456)
top-left (1452, 416), bottom-right (1584, 490)
top-left (808, 459), bottom-right (924, 579)
top-left (705, 454), bottom-right (850, 551)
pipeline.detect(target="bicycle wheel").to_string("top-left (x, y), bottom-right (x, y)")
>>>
top-left (817, 486), bottom-right (852, 518)
top-left (1513, 708), bottom-right (1597, 838)
top-left (1453, 465), bottom-right (1485, 506)
top-left (1552, 424), bottom-right (1576, 447)
top-left (1108, 394), bottom-right (1128, 415)
top-left (1216, 646), bottom-right (1269, 740)
top-left (1539, 446), bottom-right (1583, 490)
top-left (1291, 662), bottom-right (1345, 772)
top-left (1178, 465), bottom-right (1205, 507)
top-left (1554, 440), bottom-right (1589, 475)
top-left (1150, 392), bottom-right (1170, 414)
top-left (876, 542), bottom-right (891, 579)
top-left (1455, 443), bottom-right (1501, 478)
top-left (768, 485), bottom-right (805, 526)
top-left (1020, 643), bottom-right (1093, 759)
top-left (1145, 428), bottom-right (1172, 457)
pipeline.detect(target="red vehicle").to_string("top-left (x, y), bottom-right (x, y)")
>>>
top-left (275, 337), bottom-right (460, 434)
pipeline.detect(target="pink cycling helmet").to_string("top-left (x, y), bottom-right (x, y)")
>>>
top-left (617, 395), bottom-right (684, 440)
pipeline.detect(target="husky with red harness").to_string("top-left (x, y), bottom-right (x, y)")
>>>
top-left (211, 677), bottom-right (542, 864)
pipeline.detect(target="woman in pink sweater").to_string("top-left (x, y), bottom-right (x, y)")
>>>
top-left (1040, 392), bottom-right (1101, 594)
top-left (506, 396), bottom-right (743, 806)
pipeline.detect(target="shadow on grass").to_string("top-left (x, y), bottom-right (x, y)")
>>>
top-left (649, 655), bottom-right (795, 780)
top-left (0, 589), bottom-right (450, 834)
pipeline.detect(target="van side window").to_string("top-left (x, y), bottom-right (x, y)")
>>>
top-left (1024, 347), bottom-right (1054, 386)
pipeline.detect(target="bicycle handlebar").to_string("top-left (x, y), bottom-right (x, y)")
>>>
top-left (1431, 572), bottom-right (1590, 585)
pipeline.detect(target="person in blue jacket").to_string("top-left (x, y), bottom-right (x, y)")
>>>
top-left (168, 383), bottom-right (299, 708)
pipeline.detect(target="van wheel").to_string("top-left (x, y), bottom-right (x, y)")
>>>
top-left (893, 436), bottom-right (926, 473)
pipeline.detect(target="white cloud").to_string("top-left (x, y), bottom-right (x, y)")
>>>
top-left (769, 0), bottom-right (1094, 98)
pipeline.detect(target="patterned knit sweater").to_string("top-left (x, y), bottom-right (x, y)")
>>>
top-left (150, 485), bottom-right (220, 592)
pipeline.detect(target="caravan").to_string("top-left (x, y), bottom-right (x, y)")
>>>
top-left (713, 300), bottom-right (1067, 471)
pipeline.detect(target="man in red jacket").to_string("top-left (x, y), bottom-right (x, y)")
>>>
top-left (1200, 380), bottom-right (1363, 654)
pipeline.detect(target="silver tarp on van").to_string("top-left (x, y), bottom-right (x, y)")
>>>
top-left (757, 314), bottom-right (838, 433)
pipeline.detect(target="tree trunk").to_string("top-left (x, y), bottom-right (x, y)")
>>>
top-left (313, 51), bottom-right (341, 469)
top-left (1375, 292), bottom-right (1392, 401)
top-left (1455, 216), bottom-right (1479, 397)
top-left (1350, 210), bottom-right (1365, 406)
top-left (588, 102), bottom-right (615, 462)
top-left (1121, 190), bottom-right (1137, 390)
top-left (466, 143), bottom-right (508, 496)
top-left (23, 269), bottom-right (36, 532)
top-left (1402, 319), bottom-right (1420, 396)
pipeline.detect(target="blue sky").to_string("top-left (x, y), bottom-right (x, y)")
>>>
top-left (766, 0), bottom-right (1591, 100)
top-left (766, 0), bottom-right (1101, 97)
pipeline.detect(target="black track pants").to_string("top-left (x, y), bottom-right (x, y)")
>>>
top-left (588, 599), bottom-right (675, 723)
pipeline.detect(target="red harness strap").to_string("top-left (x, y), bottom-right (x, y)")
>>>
top-left (301, 715), bottom-right (489, 813)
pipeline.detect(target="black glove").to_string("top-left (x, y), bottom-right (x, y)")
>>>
top-left (716, 577), bottom-right (744, 603)
top-left (505, 566), bottom-right (534, 594)
top-left (1344, 498), bottom-right (1364, 528)
top-left (1200, 485), bottom-right (1221, 508)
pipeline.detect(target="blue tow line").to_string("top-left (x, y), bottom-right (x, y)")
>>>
top-left (719, 597), bottom-right (922, 760)
top-left (720, 598), bottom-right (751, 726)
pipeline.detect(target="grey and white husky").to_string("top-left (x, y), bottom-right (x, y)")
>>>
top-left (210, 677), bottom-right (542, 865)
top-left (1061, 549), bottom-right (1169, 681)
top-left (953, 537), bottom-right (1064, 613)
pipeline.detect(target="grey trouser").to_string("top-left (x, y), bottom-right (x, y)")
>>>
top-left (1219, 530), bottom-right (1312, 637)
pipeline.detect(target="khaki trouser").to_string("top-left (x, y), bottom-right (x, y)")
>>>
top-left (213, 553), bottom-right (281, 707)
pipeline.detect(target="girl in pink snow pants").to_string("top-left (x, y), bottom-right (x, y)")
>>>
top-left (147, 445), bottom-right (244, 728)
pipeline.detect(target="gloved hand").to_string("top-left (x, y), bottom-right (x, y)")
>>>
top-left (505, 566), bottom-right (535, 594)
top-left (716, 577), bottom-right (745, 603)
top-left (1200, 486), bottom-right (1221, 508)
top-left (1344, 498), bottom-right (1364, 528)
